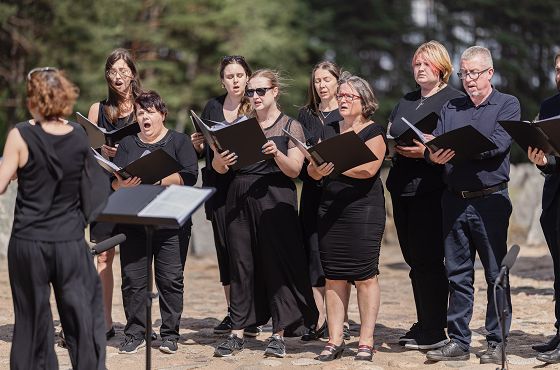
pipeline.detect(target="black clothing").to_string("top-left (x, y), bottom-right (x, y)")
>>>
top-left (225, 115), bottom-right (318, 333)
top-left (9, 121), bottom-right (106, 369)
top-left (201, 95), bottom-right (236, 285)
top-left (113, 129), bottom-right (198, 340)
top-left (386, 86), bottom-right (463, 335)
top-left (318, 122), bottom-right (386, 281)
top-left (297, 107), bottom-right (343, 287)
top-left (540, 93), bottom-right (560, 211)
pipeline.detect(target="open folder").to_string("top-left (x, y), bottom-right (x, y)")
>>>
top-left (190, 110), bottom-right (272, 169)
top-left (93, 148), bottom-right (182, 184)
top-left (424, 125), bottom-right (498, 162)
top-left (77, 112), bottom-right (140, 149)
top-left (498, 116), bottom-right (560, 156)
top-left (96, 184), bottom-right (215, 227)
top-left (283, 128), bottom-right (378, 175)
top-left (389, 112), bottom-right (439, 147)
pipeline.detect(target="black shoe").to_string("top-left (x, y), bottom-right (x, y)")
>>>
top-left (479, 342), bottom-right (504, 365)
top-left (214, 334), bottom-right (244, 357)
top-left (118, 335), bottom-right (146, 354)
top-left (537, 347), bottom-right (560, 364)
top-left (316, 341), bottom-right (345, 361)
top-left (301, 321), bottom-right (328, 341)
top-left (405, 331), bottom-right (448, 350)
top-left (159, 339), bottom-right (178, 354)
top-left (426, 340), bottom-right (470, 362)
top-left (244, 325), bottom-right (262, 337)
top-left (354, 344), bottom-right (374, 361)
top-left (399, 322), bottom-right (421, 345)
top-left (343, 325), bottom-right (351, 340)
top-left (264, 334), bottom-right (286, 358)
top-left (214, 314), bottom-right (233, 335)
top-left (533, 334), bottom-right (560, 352)
top-left (106, 326), bottom-right (115, 340)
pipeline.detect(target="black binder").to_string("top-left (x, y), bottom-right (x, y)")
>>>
top-left (190, 110), bottom-right (272, 169)
top-left (392, 112), bottom-right (439, 146)
top-left (77, 112), bottom-right (140, 148)
top-left (93, 148), bottom-right (182, 184)
top-left (498, 116), bottom-right (560, 156)
top-left (283, 128), bottom-right (378, 174)
top-left (425, 125), bottom-right (498, 162)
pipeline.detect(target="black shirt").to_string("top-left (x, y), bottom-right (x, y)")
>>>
top-left (97, 101), bottom-right (135, 131)
top-left (386, 85), bottom-right (464, 196)
top-left (297, 107), bottom-right (343, 146)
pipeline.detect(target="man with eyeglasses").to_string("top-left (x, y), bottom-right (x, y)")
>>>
top-left (423, 46), bottom-right (520, 364)
top-left (528, 51), bottom-right (560, 365)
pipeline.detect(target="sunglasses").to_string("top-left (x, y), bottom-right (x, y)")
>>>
top-left (245, 87), bottom-right (273, 97)
top-left (27, 67), bottom-right (58, 81)
top-left (223, 55), bottom-right (246, 63)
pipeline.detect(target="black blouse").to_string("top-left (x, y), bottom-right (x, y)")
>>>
top-left (96, 101), bottom-right (136, 132)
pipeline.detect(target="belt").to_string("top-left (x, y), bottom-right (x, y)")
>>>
top-left (452, 182), bottom-right (507, 199)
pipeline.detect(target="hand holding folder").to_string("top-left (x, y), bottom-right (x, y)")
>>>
top-left (77, 112), bottom-right (140, 149)
top-left (424, 125), bottom-right (498, 162)
top-left (498, 115), bottom-right (560, 156)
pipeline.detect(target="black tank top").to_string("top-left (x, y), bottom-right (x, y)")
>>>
top-left (96, 101), bottom-right (135, 131)
top-left (12, 121), bottom-right (89, 241)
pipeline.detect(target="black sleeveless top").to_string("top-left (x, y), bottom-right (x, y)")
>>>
top-left (12, 121), bottom-right (89, 241)
top-left (97, 101), bottom-right (135, 131)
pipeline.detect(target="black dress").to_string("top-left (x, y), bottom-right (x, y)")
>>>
top-left (297, 107), bottom-right (343, 287)
top-left (90, 101), bottom-right (136, 243)
top-left (318, 122), bottom-right (386, 281)
top-left (386, 86), bottom-right (464, 335)
top-left (113, 130), bottom-right (198, 341)
top-left (8, 121), bottom-right (106, 369)
top-left (200, 95), bottom-right (236, 286)
top-left (226, 113), bottom-right (318, 333)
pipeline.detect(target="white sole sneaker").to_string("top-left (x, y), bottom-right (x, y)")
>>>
top-left (405, 338), bottom-right (449, 350)
top-left (118, 340), bottom-right (146, 354)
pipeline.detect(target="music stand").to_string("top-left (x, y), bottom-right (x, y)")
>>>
top-left (96, 184), bottom-right (215, 370)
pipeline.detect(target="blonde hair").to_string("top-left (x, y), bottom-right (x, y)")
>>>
top-left (461, 46), bottom-right (493, 69)
top-left (412, 40), bottom-right (453, 83)
top-left (338, 71), bottom-right (378, 118)
top-left (247, 69), bottom-right (286, 114)
top-left (27, 69), bottom-right (79, 120)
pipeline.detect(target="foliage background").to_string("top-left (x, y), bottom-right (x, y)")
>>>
top-left (1, 0), bottom-right (559, 162)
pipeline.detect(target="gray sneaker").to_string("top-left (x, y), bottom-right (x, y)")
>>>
top-left (118, 335), bottom-right (146, 354)
top-left (159, 339), bottom-right (178, 354)
top-left (214, 334), bottom-right (244, 357)
top-left (264, 334), bottom-right (286, 358)
top-left (479, 342), bottom-right (504, 364)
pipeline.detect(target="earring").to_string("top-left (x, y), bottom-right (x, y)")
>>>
top-left (221, 84), bottom-right (225, 89)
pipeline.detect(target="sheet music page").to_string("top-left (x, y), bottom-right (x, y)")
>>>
top-left (138, 185), bottom-right (213, 225)
top-left (401, 117), bottom-right (427, 144)
top-left (92, 148), bottom-right (120, 173)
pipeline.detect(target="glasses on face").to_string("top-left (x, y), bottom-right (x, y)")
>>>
top-left (223, 55), bottom-right (246, 63)
top-left (27, 67), bottom-right (58, 81)
top-left (245, 87), bottom-right (273, 97)
top-left (336, 93), bottom-right (361, 102)
top-left (106, 68), bottom-right (133, 80)
top-left (456, 68), bottom-right (490, 80)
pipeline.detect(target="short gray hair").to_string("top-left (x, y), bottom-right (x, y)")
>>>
top-left (338, 71), bottom-right (379, 118)
top-left (461, 46), bottom-right (493, 69)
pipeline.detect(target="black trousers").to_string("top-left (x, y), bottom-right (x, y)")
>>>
top-left (119, 226), bottom-right (190, 340)
top-left (540, 191), bottom-right (560, 329)
top-left (211, 204), bottom-right (230, 286)
top-left (8, 237), bottom-right (106, 370)
top-left (391, 190), bottom-right (448, 333)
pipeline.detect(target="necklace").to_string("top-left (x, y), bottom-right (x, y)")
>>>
top-left (416, 95), bottom-right (430, 110)
top-left (320, 110), bottom-right (333, 120)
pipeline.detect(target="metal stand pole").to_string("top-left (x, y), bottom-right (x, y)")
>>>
top-left (145, 225), bottom-right (156, 370)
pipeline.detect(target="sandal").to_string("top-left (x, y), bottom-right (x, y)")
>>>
top-left (315, 341), bottom-right (345, 361)
top-left (355, 344), bottom-right (374, 361)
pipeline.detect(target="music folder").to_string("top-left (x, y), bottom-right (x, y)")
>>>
top-left (498, 116), bottom-right (560, 156)
top-left (190, 110), bottom-right (272, 169)
top-left (96, 184), bottom-right (215, 227)
top-left (77, 112), bottom-right (140, 148)
top-left (93, 148), bottom-right (182, 184)
top-left (392, 112), bottom-right (439, 147)
top-left (425, 125), bottom-right (498, 162)
top-left (283, 129), bottom-right (378, 175)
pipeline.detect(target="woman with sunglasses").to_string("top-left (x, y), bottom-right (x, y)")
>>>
top-left (386, 41), bottom-right (463, 350)
top-left (190, 55), bottom-right (261, 337)
top-left (212, 69), bottom-right (318, 358)
top-left (308, 72), bottom-right (386, 362)
top-left (0, 67), bottom-right (106, 369)
top-left (297, 61), bottom-right (352, 342)
top-left (87, 48), bottom-right (142, 341)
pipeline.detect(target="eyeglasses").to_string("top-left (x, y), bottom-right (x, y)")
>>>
top-left (245, 87), bottom-right (273, 97)
top-left (222, 55), bottom-right (246, 63)
top-left (106, 68), bottom-right (133, 80)
top-left (27, 67), bottom-right (57, 81)
top-left (456, 68), bottom-right (490, 80)
top-left (336, 93), bottom-right (361, 102)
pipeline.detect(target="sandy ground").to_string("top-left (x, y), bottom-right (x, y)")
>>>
top-left (0, 242), bottom-right (558, 369)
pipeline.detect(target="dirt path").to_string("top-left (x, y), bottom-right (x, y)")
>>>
top-left (0, 242), bottom-right (557, 369)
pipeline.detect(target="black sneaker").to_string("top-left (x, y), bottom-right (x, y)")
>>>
top-left (426, 340), bottom-right (470, 361)
top-left (159, 339), bottom-right (178, 354)
top-left (404, 332), bottom-right (448, 350)
top-left (214, 334), bottom-right (244, 357)
top-left (214, 315), bottom-right (233, 334)
top-left (343, 325), bottom-right (351, 340)
top-left (118, 335), bottom-right (146, 354)
top-left (479, 342), bottom-right (504, 365)
top-left (264, 334), bottom-right (286, 358)
top-left (245, 325), bottom-right (262, 337)
top-left (399, 322), bottom-right (421, 345)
